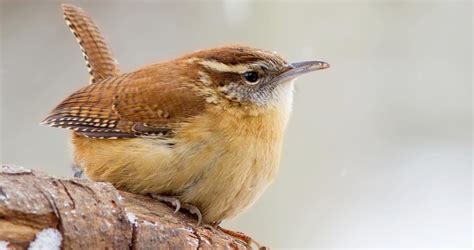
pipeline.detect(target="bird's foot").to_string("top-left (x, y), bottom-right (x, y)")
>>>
top-left (72, 164), bottom-right (84, 178)
top-left (150, 194), bottom-right (181, 213)
top-left (150, 194), bottom-right (202, 225)
top-left (206, 223), bottom-right (267, 250)
top-left (181, 203), bottom-right (203, 226)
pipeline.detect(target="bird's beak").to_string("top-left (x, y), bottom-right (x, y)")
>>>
top-left (271, 60), bottom-right (330, 84)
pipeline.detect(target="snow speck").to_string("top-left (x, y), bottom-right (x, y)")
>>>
top-left (117, 194), bottom-right (124, 201)
top-left (0, 241), bottom-right (9, 250)
top-left (0, 164), bottom-right (32, 174)
top-left (28, 228), bottom-right (62, 250)
top-left (126, 212), bottom-right (137, 226)
top-left (0, 192), bottom-right (7, 201)
top-left (143, 220), bottom-right (155, 226)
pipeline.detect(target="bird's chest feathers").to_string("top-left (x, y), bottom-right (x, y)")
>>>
top-left (162, 102), bottom-right (293, 221)
top-left (174, 103), bottom-right (291, 187)
top-left (175, 84), bottom-right (294, 184)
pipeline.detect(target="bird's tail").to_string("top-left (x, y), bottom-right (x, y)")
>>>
top-left (61, 4), bottom-right (120, 84)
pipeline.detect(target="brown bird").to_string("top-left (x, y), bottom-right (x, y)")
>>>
top-left (43, 4), bottom-right (329, 245)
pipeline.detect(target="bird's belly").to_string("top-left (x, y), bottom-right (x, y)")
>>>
top-left (73, 109), bottom-right (286, 223)
top-left (73, 132), bottom-right (281, 223)
top-left (175, 133), bottom-right (282, 222)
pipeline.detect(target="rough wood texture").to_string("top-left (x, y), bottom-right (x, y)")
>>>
top-left (0, 164), bottom-right (250, 249)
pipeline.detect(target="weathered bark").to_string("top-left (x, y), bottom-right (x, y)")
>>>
top-left (0, 164), bottom-right (250, 249)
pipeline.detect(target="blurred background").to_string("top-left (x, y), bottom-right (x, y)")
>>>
top-left (1, 0), bottom-right (472, 248)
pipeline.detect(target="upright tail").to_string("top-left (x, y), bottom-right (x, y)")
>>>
top-left (62, 4), bottom-right (120, 84)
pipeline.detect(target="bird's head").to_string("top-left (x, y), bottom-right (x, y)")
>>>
top-left (179, 45), bottom-right (329, 108)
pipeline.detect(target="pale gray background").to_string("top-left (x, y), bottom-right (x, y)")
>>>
top-left (1, 0), bottom-right (472, 248)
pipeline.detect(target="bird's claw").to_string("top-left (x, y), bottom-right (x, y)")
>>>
top-left (216, 225), bottom-right (266, 249)
top-left (150, 194), bottom-right (181, 213)
top-left (181, 203), bottom-right (203, 226)
top-left (150, 194), bottom-right (202, 225)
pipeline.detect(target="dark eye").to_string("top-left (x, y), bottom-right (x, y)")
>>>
top-left (242, 71), bottom-right (259, 84)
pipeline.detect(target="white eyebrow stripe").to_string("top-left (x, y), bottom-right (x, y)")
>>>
top-left (199, 60), bottom-right (250, 73)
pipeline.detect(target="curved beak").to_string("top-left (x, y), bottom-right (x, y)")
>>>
top-left (271, 60), bottom-right (330, 84)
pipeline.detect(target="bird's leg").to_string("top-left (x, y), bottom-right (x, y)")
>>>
top-left (72, 163), bottom-right (83, 178)
top-left (149, 194), bottom-right (202, 225)
top-left (72, 163), bottom-right (86, 178)
top-left (208, 223), bottom-right (266, 249)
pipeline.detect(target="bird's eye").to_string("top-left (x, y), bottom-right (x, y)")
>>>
top-left (242, 71), bottom-right (259, 84)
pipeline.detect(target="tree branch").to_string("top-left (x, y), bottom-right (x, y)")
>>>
top-left (0, 164), bottom-right (250, 249)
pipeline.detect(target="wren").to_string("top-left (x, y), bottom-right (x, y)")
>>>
top-left (43, 4), bottom-right (329, 232)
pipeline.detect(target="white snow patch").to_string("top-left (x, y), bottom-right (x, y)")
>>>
top-left (126, 212), bottom-right (137, 226)
top-left (143, 220), bottom-right (155, 226)
top-left (0, 241), bottom-right (9, 250)
top-left (28, 228), bottom-right (62, 250)
top-left (144, 220), bottom-right (164, 230)
top-left (0, 192), bottom-right (8, 201)
top-left (117, 194), bottom-right (124, 201)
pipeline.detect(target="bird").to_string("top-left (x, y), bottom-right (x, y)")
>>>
top-left (43, 4), bottom-right (329, 246)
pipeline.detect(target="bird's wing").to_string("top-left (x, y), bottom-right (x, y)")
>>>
top-left (62, 4), bottom-right (120, 84)
top-left (42, 67), bottom-right (206, 139)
